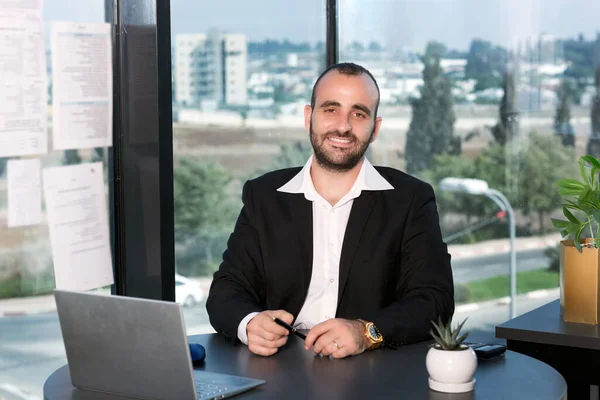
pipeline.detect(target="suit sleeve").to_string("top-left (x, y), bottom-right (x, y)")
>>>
top-left (363, 182), bottom-right (454, 348)
top-left (206, 180), bottom-right (265, 344)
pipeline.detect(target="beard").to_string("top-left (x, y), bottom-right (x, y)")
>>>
top-left (309, 119), bottom-right (374, 173)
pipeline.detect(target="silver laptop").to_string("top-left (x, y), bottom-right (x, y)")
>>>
top-left (54, 289), bottom-right (265, 400)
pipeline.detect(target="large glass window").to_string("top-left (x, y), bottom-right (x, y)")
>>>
top-left (0, 1), bottom-right (112, 398)
top-left (339, 0), bottom-right (600, 339)
top-left (170, 0), bottom-right (326, 334)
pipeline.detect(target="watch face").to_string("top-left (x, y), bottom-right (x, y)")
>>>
top-left (368, 324), bottom-right (382, 340)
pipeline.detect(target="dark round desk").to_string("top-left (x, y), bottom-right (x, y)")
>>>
top-left (44, 333), bottom-right (566, 399)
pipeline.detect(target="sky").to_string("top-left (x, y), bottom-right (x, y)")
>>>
top-left (44, 0), bottom-right (600, 52)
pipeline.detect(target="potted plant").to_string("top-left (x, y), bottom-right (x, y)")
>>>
top-left (552, 154), bottom-right (600, 324)
top-left (426, 317), bottom-right (476, 393)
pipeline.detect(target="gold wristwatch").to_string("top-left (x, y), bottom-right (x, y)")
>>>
top-left (357, 318), bottom-right (384, 350)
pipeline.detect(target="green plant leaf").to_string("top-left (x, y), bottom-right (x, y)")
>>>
top-left (564, 199), bottom-right (579, 207)
top-left (557, 178), bottom-right (586, 190)
top-left (429, 329), bottom-right (445, 347)
top-left (455, 332), bottom-right (469, 347)
top-left (582, 155), bottom-right (600, 189)
top-left (560, 229), bottom-right (568, 238)
top-left (593, 211), bottom-right (600, 225)
top-left (574, 223), bottom-right (586, 252)
top-left (580, 158), bottom-right (591, 186)
top-left (431, 317), bottom-right (445, 340)
top-left (551, 218), bottom-right (570, 229)
top-left (558, 187), bottom-right (584, 196)
top-left (577, 188), bottom-right (599, 214)
top-left (563, 203), bottom-right (584, 213)
top-left (582, 155), bottom-right (600, 170)
top-left (450, 317), bottom-right (468, 343)
top-left (563, 206), bottom-right (580, 224)
top-left (578, 199), bottom-right (599, 214)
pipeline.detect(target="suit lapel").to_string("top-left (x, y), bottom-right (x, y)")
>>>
top-left (337, 191), bottom-right (377, 306)
top-left (288, 194), bottom-right (313, 304)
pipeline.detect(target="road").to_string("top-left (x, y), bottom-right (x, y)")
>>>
top-left (451, 249), bottom-right (550, 283)
top-left (453, 290), bottom-right (559, 343)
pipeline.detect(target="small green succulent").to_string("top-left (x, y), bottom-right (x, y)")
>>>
top-left (429, 316), bottom-right (469, 351)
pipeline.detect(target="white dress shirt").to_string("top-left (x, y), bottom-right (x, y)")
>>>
top-left (237, 156), bottom-right (394, 344)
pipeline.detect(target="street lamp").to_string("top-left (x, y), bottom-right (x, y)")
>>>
top-left (439, 177), bottom-right (517, 319)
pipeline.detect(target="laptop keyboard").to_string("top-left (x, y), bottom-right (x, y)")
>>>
top-left (195, 381), bottom-right (231, 398)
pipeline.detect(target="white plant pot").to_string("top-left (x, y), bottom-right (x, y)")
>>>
top-left (426, 345), bottom-right (477, 393)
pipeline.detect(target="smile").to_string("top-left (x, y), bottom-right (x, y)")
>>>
top-left (328, 137), bottom-right (352, 144)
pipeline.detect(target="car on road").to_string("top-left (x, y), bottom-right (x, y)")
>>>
top-left (175, 274), bottom-right (205, 307)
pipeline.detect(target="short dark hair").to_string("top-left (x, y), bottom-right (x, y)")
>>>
top-left (310, 62), bottom-right (381, 117)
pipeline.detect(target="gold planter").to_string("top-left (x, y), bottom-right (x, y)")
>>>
top-left (559, 239), bottom-right (600, 324)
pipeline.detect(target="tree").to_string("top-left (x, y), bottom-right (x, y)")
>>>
top-left (420, 153), bottom-right (485, 223)
top-left (173, 157), bottom-right (239, 276)
top-left (490, 72), bottom-right (519, 146)
top-left (252, 141), bottom-right (313, 178)
top-left (519, 133), bottom-right (577, 232)
top-left (348, 41), bottom-right (364, 53)
top-left (368, 41), bottom-right (382, 52)
top-left (404, 41), bottom-right (460, 175)
top-left (553, 79), bottom-right (575, 147)
top-left (465, 39), bottom-right (508, 91)
top-left (269, 141), bottom-right (312, 170)
top-left (421, 145), bottom-right (513, 243)
top-left (588, 66), bottom-right (600, 158)
top-left (563, 34), bottom-right (598, 81)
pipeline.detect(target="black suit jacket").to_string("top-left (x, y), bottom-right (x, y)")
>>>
top-left (207, 166), bottom-right (454, 348)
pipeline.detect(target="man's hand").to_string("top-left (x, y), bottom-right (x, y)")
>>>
top-left (304, 318), bottom-right (369, 359)
top-left (246, 310), bottom-right (294, 356)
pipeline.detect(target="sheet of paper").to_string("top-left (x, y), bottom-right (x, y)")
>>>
top-left (7, 158), bottom-right (42, 227)
top-left (43, 162), bottom-right (114, 291)
top-left (0, 5), bottom-right (48, 157)
top-left (0, 0), bottom-right (42, 9)
top-left (51, 21), bottom-right (112, 150)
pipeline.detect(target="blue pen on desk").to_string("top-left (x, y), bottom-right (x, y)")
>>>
top-left (273, 317), bottom-right (307, 340)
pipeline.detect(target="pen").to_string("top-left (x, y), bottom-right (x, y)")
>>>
top-left (273, 317), bottom-right (307, 340)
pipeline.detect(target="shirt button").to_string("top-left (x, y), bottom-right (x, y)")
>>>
top-left (329, 242), bottom-right (334, 247)
top-left (330, 209), bottom-right (335, 214)
top-left (329, 278), bottom-right (334, 283)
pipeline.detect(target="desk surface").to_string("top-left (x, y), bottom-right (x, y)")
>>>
top-left (44, 333), bottom-right (566, 400)
top-left (496, 299), bottom-right (600, 350)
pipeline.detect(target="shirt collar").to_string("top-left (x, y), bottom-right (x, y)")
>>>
top-left (277, 155), bottom-right (394, 200)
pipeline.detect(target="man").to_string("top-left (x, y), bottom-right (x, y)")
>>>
top-left (207, 62), bottom-right (454, 359)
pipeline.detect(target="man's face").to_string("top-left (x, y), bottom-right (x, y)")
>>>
top-left (305, 71), bottom-right (382, 172)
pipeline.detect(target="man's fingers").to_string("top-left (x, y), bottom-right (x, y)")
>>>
top-left (248, 343), bottom-right (278, 357)
top-left (250, 327), bottom-right (285, 342)
top-left (312, 331), bottom-right (339, 355)
top-left (261, 312), bottom-right (291, 336)
top-left (319, 338), bottom-right (343, 357)
top-left (248, 313), bottom-right (288, 337)
top-left (331, 345), bottom-right (352, 359)
top-left (271, 309), bottom-right (294, 325)
top-left (248, 333), bottom-right (288, 349)
top-left (305, 319), bottom-right (336, 349)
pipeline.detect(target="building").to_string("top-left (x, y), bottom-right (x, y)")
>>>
top-left (175, 31), bottom-right (247, 107)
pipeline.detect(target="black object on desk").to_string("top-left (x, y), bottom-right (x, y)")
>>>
top-left (497, 299), bottom-right (600, 400)
top-left (273, 317), bottom-right (307, 340)
top-left (44, 333), bottom-right (567, 400)
top-left (464, 342), bottom-right (507, 360)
